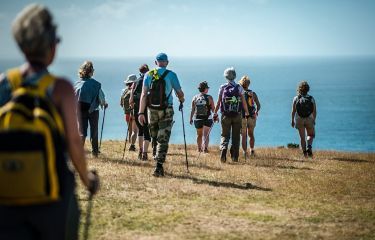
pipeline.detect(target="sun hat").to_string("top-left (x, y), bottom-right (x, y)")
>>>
top-left (124, 74), bottom-right (138, 84)
top-left (224, 67), bottom-right (236, 81)
top-left (156, 53), bottom-right (168, 61)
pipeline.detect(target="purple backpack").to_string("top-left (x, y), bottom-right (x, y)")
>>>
top-left (220, 83), bottom-right (241, 116)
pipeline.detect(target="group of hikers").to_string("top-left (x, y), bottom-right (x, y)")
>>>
top-left (0, 4), bottom-right (317, 239)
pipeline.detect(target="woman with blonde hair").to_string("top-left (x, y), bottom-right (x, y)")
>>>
top-left (239, 75), bottom-right (261, 158)
top-left (291, 81), bottom-right (317, 157)
top-left (74, 61), bottom-right (108, 157)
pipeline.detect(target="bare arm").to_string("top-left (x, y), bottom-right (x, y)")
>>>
top-left (312, 100), bottom-right (317, 121)
top-left (176, 89), bottom-right (185, 103)
top-left (253, 92), bottom-right (261, 113)
top-left (240, 94), bottom-right (250, 116)
top-left (53, 79), bottom-right (90, 188)
top-left (291, 98), bottom-right (296, 127)
top-left (190, 99), bottom-right (195, 124)
top-left (209, 95), bottom-right (215, 112)
top-left (129, 83), bottom-right (136, 108)
top-left (214, 94), bottom-right (221, 114)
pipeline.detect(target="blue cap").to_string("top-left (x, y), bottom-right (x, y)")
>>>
top-left (156, 53), bottom-right (168, 61)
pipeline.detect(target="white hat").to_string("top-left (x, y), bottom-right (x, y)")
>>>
top-left (124, 74), bottom-right (138, 84)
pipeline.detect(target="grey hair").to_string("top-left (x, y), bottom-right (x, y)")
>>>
top-left (224, 67), bottom-right (236, 81)
top-left (79, 61), bottom-right (94, 79)
top-left (12, 4), bottom-right (58, 62)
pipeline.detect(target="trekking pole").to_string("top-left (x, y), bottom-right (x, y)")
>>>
top-left (83, 192), bottom-right (94, 240)
top-left (196, 122), bottom-right (214, 162)
top-left (122, 122), bottom-right (130, 160)
top-left (99, 108), bottom-right (106, 151)
top-left (179, 102), bottom-right (189, 173)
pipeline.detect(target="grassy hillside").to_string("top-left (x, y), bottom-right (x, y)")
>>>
top-left (78, 141), bottom-right (375, 240)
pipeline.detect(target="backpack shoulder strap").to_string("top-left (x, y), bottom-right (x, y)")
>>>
top-left (159, 69), bottom-right (170, 81)
top-left (6, 68), bottom-right (23, 91)
top-left (37, 74), bottom-right (56, 96)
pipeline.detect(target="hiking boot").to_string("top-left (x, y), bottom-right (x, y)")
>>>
top-left (220, 149), bottom-right (227, 163)
top-left (129, 144), bottom-right (136, 152)
top-left (307, 146), bottom-right (313, 157)
top-left (303, 150), bottom-right (308, 157)
top-left (153, 163), bottom-right (164, 177)
top-left (92, 150), bottom-right (100, 158)
top-left (142, 152), bottom-right (148, 161)
top-left (204, 148), bottom-right (209, 153)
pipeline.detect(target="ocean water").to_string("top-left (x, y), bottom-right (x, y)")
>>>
top-left (1, 57), bottom-right (374, 152)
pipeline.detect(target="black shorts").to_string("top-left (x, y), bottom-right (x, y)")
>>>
top-left (194, 119), bottom-right (213, 129)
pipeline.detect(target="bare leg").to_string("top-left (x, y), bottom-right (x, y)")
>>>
top-left (196, 128), bottom-right (203, 151)
top-left (298, 127), bottom-right (307, 152)
top-left (306, 126), bottom-right (315, 147)
top-left (138, 136), bottom-right (144, 151)
top-left (202, 126), bottom-right (210, 150)
top-left (241, 127), bottom-right (247, 153)
top-left (130, 119), bottom-right (138, 145)
top-left (143, 140), bottom-right (150, 153)
top-left (248, 127), bottom-right (255, 149)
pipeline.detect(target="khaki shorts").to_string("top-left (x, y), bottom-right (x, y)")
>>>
top-left (241, 117), bottom-right (256, 130)
top-left (295, 115), bottom-right (315, 130)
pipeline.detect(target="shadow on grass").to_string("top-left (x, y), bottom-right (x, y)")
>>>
top-left (97, 155), bottom-right (154, 169)
top-left (255, 164), bottom-right (313, 171)
top-left (330, 157), bottom-right (371, 163)
top-left (166, 173), bottom-right (272, 191)
top-left (255, 156), bottom-right (310, 163)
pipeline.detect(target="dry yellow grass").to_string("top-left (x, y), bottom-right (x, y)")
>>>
top-left (78, 141), bottom-right (375, 240)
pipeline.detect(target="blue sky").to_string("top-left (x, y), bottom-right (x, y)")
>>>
top-left (0, 0), bottom-right (374, 58)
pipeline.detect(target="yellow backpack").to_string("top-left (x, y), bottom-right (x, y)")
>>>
top-left (0, 68), bottom-right (65, 205)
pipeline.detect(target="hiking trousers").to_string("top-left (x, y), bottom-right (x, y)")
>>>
top-left (148, 107), bottom-right (174, 163)
top-left (220, 114), bottom-right (242, 157)
top-left (79, 106), bottom-right (99, 154)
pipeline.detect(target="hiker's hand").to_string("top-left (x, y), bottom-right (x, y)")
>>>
top-left (291, 120), bottom-right (295, 128)
top-left (245, 113), bottom-right (250, 119)
top-left (189, 119), bottom-right (193, 125)
top-left (138, 114), bottom-right (146, 126)
top-left (87, 170), bottom-right (100, 195)
top-left (179, 102), bottom-right (183, 111)
top-left (179, 97), bottom-right (185, 103)
top-left (104, 103), bottom-right (108, 109)
top-left (213, 113), bottom-right (219, 122)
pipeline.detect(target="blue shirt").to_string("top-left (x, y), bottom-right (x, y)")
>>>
top-left (0, 70), bottom-right (50, 107)
top-left (74, 78), bottom-right (106, 113)
top-left (143, 67), bottom-right (181, 106)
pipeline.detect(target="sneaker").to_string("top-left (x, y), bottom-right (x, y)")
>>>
top-left (129, 144), bottom-right (136, 152)
top-left (220, 149), bottom-right (227, 163)
top-left (153, 163), bottom-right (164, 177)
top-left (142, 152), bottom-right (148, 161)
top-left (204, 148), bottom-right (209, 153)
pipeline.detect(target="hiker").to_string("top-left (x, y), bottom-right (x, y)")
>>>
top-left (213, 67), bottom-right (250, 162)
top-left (0, 4), bottom-right (99, 239)
top-left (138, 53), bottom-right (185, 176)
top-left (74, 61), bottom-right (108, 157)
top-left (291, 81), bottom-right (317, 157)
top-left (130, 64), bottom-right (151, 160)
top-left (120, 74), bottom-right (138, 152)
top-left (189, 81), bottom-right (215, 153)
top-left (238, 75), bottom-right (261, 158)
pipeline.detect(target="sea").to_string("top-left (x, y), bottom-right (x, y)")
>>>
top-left (1, 56), bottom-right (374, 152)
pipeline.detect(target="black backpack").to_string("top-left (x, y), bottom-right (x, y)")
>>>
top-left (194, 94), bottom-right (210, 119)
top-left (146, 69), bottom-right (170, 110)
top-left (133, 77), bottom-right (144, 108)
top-left (296, 95), bottom-right (314, 118)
